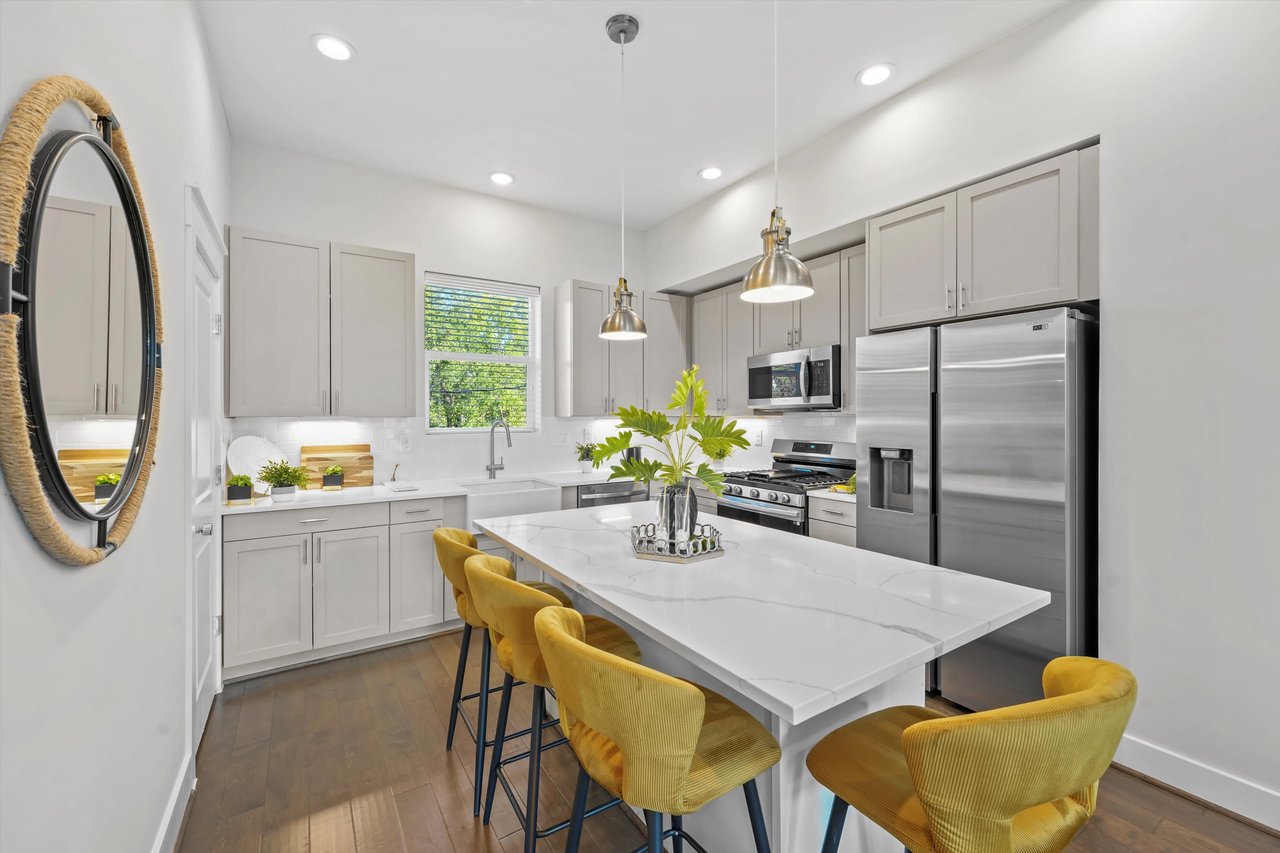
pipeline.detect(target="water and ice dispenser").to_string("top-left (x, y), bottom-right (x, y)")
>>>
top-left (869, 448), bottom-right (915, 513)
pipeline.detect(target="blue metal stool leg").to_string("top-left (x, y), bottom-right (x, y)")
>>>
top-left (743, 779), bottom-right (771, 853)
top-left (564, 766), bottom-right (590, 853)
top-left (523, 686), bottom-right (546, 853)
top-left (472, 629), bottom-right (491, 816)
top-left (483, 673), bottom-right (514, 824)
top-left (821, 796), bottom-right (849, 853)
top-left (446, 624), bottom-right (472, 750)
top-left (644, 811), bottom-right (663, 853)
top-left (671, 815), bottom-right (684, 852)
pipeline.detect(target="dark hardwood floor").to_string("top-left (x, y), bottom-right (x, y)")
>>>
top-left (179, 632), bottom-right (1278, 852)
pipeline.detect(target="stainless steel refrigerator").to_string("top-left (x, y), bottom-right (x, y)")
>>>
top-left (855, 307), bottom-right (1098, 711)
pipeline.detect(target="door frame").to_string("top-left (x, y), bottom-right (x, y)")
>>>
top-left (184, 185), bottom-right (226, 757)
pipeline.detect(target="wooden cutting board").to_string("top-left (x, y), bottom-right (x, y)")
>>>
top-left (299, 444), bottom-right (374, 489)
top-left (57, 448), bottom-right (129, 503)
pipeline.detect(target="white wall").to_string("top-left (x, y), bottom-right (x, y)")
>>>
top-left (228, 139), bottom-right (661, 480)
top-left (644, 0), bottom-right (1280, 824)
top-left (0, 2), bottom-right (231, 852)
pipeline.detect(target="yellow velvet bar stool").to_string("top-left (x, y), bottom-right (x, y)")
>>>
top-left (432, 527), bottom-right (570, 816)
top-left (806, 657), bottom-right (1137, 853)
top-left (534, 606), bottom-right (783, 853)
top-left (464, 554), bottom-right (642, 853)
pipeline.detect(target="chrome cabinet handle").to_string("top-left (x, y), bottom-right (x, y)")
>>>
top-left (93, 382), bottom-right (100, 414)
top-left (945, 281), bottom-right (952, 311)
top-left (795, 327), bottom-right (800, 344)
top-left (320, 389), bottom-right (326, 413)
top-left (111, 383), bottom-right (119, 413)
top-left (333, 390), bottom-right (340, 414)
top-left (315, 536), bottom-right (322, 562)
top-left (958, 282), bottom-right (965, 312)
top-left (302, 539), bottom-right (308, 565)
top-left (403, 508), bottom-right (432, 515)
top-left (820, 508), bottom-right (845, 516)
top-left (298, 517), bottom-right (329, 524)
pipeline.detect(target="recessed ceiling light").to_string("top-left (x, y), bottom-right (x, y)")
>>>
top-left (489, 171), bottom-right (514, 186)
top-left (312, 34), bottom-right (355, 62)
top-left (698, 166), bottom-right (723, 180)
top-left (858, 63), bottom-right (894, 86)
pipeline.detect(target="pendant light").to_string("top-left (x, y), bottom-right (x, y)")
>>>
top-left (599, 13), bottom-right (647, 340)
top-left (741, 0), bottom-right (813, 304)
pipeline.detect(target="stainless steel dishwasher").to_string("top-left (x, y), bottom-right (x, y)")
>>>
top-left (576, 480), bottom-right (649, 507)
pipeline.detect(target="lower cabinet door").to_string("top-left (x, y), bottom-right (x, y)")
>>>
top-left (808, 518), bottom-right (858, 548)
top-left (390, 520), bottom-right (445, 633)
top-left (313, 526), bottom-right (391, 649)
top-left (223, 533), bottom-right (313, 667)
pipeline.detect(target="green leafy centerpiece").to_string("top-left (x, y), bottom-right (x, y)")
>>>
top-left (94, 471), bottom-right (121, 503)
top-left (594, 366), bottom-right (749, 553)
top-left (258, 459), bottom-right (309, 503)
top-left (323, 465), bottom-right (344, 490)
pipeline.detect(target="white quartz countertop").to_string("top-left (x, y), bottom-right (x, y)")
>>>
top-left (219, 470), bottom-right (633, 515)
top-left (476, 502), bottom-right (1049, 725)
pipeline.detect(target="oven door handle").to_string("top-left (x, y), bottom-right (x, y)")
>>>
top-left (717, 495), bottom-right (806, 523)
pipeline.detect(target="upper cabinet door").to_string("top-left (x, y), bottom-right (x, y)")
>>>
top-left (796, 251), bottom-right (842, 347)
top-left (107, 205), bottom-right (143, 417)
top-left (228, 228), bottom-right (330, 416)
top-left (957, 150), bottom-right (1079, 316)
top-left (841, 245), bottom-right (867, 414)
top-left (555, 280), bottom-right (610, 417)
top-left (641, 292), bottom-right (690, 410)
top-left (722, 285), bottom-right (756, 413)
top-left (692, 289), bottom-right (726, 411)
top-left (755, 299), bottom-right (793, 354)
top-left (37, 197), bottom-right (112, 416)
top-left (867, 193), bottom-right (957, 330)
top-left (330, 243), bottom-right (416, 417)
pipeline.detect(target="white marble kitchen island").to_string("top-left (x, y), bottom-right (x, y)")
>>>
top-left (476, 502), bottom-right (1049, 852)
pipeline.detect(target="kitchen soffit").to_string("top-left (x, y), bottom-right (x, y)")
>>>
top-left (197, 0), bottom-right (1066, 228)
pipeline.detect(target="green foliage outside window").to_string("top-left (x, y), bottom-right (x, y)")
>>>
top-left (425, 283), bottom-right (534, 429)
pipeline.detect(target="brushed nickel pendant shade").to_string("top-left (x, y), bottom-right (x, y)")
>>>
top-left (599, 14), bottom-right (648, 341)
top-left (742, 1), bottom-right (813, 305)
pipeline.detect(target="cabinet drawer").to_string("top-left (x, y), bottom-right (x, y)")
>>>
top-left (390, 497), bottom-right (445, 524)
top-left (808, 495), bottom-right (857, 528)
top-left (809, 518), bottom-right (858, 548)
top-left (224, 502), bottom-right (389, 542)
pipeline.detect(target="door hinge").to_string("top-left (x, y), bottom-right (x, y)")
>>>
top-left (212, 313), bottom-right (223, 335)
top-left (214, 466), bottom-right (222, 486)
top-left (215, 614), bottom-right (223, 636)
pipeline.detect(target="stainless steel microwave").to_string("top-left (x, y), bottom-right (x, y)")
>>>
top-left (747, 345), bottom-right (841, 410)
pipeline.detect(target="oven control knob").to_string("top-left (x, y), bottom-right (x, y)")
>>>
top-left (779, 494), bottom-right (791, 504)
top-left (767, 492), bottom-right (778, 501)
top-left (749, 488), bottom-right (760, 498)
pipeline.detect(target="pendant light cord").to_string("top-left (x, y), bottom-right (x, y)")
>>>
top-left (619, 31), bottom-right (627, 279)
top-left (773, 0), bottom-right (779, 212)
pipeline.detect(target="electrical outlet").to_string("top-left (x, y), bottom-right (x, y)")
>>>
top-left (755, 429), bottom-right (764, 446)
top-left (397, 429), bottom-right (412, 451)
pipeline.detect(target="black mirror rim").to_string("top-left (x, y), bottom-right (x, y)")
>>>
top-left (11, 129), bottom-right (159, 523)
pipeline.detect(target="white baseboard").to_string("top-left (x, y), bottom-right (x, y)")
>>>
top-left (1114, 733), bottom-right (1279, 830)
top-left (151, 751), bottom-right (196, 853)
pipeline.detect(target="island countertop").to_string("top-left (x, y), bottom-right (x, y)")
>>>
top-left (476, 501), bottom-right (1049, 725)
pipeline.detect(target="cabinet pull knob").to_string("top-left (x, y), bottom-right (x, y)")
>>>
top-left (298, 517), bottom-right (328, 524)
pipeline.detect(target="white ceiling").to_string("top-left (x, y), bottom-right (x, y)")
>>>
top-left (198, 0), bottom-right (1064, 228)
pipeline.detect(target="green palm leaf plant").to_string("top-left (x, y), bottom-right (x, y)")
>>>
top-left (593, 366), bottom-right (749, 498)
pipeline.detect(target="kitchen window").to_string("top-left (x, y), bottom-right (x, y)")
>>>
top-left (424, 274), bottom-right (540, 431)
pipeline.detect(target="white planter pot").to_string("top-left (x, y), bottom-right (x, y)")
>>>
top-left (580, 459), bottom-right (594, 473)
top-left (271, 485), bottom-right (297, 502)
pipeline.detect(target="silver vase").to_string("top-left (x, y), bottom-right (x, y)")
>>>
top-left (654, 480), bottom-right (699, 552)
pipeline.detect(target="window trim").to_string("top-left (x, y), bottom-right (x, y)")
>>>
top-left (423, 272), bottom-right (541, 434)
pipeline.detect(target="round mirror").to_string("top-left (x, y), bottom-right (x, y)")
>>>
top-left (14, 129), bottom-right (157, 530)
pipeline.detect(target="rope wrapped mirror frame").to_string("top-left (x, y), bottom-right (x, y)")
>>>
top-left (0, 76), bottom-right (163, 566)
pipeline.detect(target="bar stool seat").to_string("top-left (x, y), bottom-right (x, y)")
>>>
top-left (806, 657), bottom-right (1137, 853)
top-left (571, 680), bottom-right (781, 815)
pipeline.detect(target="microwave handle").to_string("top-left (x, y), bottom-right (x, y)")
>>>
top-left (800, 354), bottom-right (812, 402)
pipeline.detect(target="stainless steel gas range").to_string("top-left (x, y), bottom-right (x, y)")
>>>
top-left (717, 439), bottom-right (856, 535)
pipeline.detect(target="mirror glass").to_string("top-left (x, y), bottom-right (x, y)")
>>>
top-left (32, 136), bottom-right (146, 509)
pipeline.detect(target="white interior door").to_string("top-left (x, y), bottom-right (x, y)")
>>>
top-left (186, 187), bottom-right (225, 754)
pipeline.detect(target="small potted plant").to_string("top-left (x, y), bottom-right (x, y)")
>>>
top-left (323, 465), bottom-right (344, 490)
top-left (94, 472), bottom-right (121, 503)
top-left (258, 459), bottom-right (309, 503)
top-left (574, 442), bottom-right (597, 474)
top-left (705, 444), bottom-right (732, 471)
top-left (226, 473), bottom-right (254, 504)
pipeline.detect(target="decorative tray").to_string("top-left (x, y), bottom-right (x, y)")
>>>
top-left (631, 523), bottom-right (724, 563)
